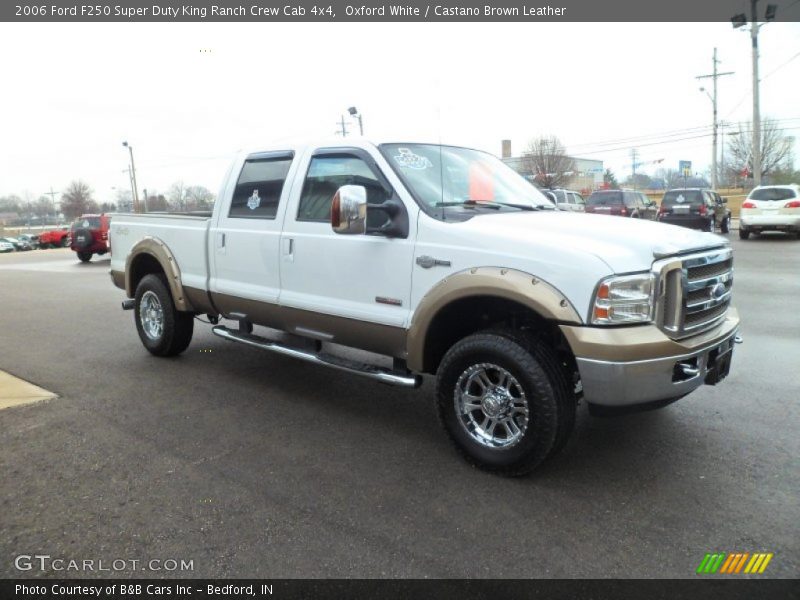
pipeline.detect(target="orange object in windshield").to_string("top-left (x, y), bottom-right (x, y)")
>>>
top-left (468, 161), bottom-right (494, 202)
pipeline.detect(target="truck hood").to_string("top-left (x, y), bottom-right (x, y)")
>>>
top-left (453, 211), bottom-right (728, 273)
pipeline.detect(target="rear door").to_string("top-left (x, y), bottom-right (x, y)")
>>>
top-left (209, 151), bottom-right (298, 310)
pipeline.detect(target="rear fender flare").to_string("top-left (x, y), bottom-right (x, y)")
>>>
top-left (125, 237), bottom-right (194, 312)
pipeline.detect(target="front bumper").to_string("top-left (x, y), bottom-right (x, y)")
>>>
top-left (561, 307), bottom-right (739, 407)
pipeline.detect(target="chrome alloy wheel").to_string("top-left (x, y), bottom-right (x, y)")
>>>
top-left (139, 290), bottom-right (165, 340)
top-left (454, 363), bottom-right (529, 449)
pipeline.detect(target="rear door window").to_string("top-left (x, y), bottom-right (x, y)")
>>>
top-left (229, 156), bottom-right (293, 219)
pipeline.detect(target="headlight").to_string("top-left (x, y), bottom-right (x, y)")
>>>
top-left (591, 273), bottom-right (655, 325)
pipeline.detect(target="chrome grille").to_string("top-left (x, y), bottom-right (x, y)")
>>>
top-left (654, 247), bottom-right (733, 339)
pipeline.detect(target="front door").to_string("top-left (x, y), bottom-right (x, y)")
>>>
top-left (278, 147), bottom-right (417, 346)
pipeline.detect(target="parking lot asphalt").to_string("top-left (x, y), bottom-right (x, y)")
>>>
top-left (0, 237), bottom-right (798, 579)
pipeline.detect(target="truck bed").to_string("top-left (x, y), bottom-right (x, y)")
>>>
top-left (110, 212), bottom-right (211, 292)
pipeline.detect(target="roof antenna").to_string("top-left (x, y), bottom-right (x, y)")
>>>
top-left (436, 89), bottom-right (445, 221)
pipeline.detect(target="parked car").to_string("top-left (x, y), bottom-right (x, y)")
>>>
top-left (657, 188), bottom-right (730, 233)
top-left (18, 233), bottom-right (40, 249)
top-left (39, 227), bottom-right (70, 248)
top-left (110, 138), bottom-right (739, 476)
top-left (739, 184), bottom-right (800, 240)
top-left (585, 190), bottom-right (657, 220)
top-left (0, 236), bottom-right (32, 251)
top-left (0, 240), bottom-right (14, 253)
top-left (546, 188), bottom-right (586, 212)
top-left (69, 214), bottom-right (112, 262)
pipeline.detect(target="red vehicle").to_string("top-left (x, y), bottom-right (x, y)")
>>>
top-left (38, 227), bottom-right (70, 248)
top-left (69, 214), bottom-right (112, 262)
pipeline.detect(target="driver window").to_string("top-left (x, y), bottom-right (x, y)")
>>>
top-left (297, 155), bottom-right (390, 223)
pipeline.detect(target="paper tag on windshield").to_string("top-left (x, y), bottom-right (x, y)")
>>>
top-left (394, 148), bottom-right (433, 170)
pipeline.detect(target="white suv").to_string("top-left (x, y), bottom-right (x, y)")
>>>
top-left (544, 188), bottom-right (586, 212)
top-left (740, 184), bottom-right (800, 239)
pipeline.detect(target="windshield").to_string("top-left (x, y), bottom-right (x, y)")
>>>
top-left (661, 190), bottom-right (704, 206)
top-left (379, 144), bottom-right (552, 220)
top-left (587, 192), bottom-right (622, 205)
top-left (749, 187), bottom-right (796, 201)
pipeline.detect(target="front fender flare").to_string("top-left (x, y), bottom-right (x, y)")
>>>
top-left (405, 267), bottom-right (582, 372)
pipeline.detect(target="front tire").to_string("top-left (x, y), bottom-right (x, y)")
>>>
top-left (435, 330), bottom-right (575, 476)
top-left (134, 274), bottom-right (194, 357)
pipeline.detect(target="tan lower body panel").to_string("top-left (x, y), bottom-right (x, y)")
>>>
top-left (209, 292), bottom-right (408, 359)
top-left (560, 307), bottom-right (740, 362)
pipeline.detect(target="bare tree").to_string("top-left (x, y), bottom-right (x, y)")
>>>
top-left (184, 185), bottom-right (214, 211)
top-left (61, 180), bottom-right (97, 219)
top-left (33, 196), bottom-right (52, 218)
top-left (725, 118), bottom-right (793, 180)
top-left (519, 135), bottom-right (575, 189)
top-left (115, 189), bottom-right (133, 212)
top-left (99, 201), bottom-right (117, 213)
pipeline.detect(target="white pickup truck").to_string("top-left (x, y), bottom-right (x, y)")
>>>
top-left (110, 139), bottom-right (740, 475)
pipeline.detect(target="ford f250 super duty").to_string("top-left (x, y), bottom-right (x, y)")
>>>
top-left (110, 139), bottom-right (740, 475)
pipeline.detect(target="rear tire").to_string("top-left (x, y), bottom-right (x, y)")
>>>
top-left (721, 217), bottom-right (730, 234)
top-left (77, 251), bottom-right (92, 262)
top-left (134, 274), bottom-right (194, 357)
top-left (707, 218), bottom-right (716, 233)
top-left (739, 228), bottom-right (750, 240)
top-left (435, 329), bottom-right (575, 476)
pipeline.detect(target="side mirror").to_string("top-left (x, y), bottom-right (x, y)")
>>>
top-left (722, 197), bottom-right (728, 204)
top-left (331, 185), bottom-right (367, 235)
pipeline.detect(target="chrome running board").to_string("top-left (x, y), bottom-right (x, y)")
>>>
top-left (211, 325), bottom-right (422, 388)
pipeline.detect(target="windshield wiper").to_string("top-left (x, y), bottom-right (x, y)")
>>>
top-left (434, 200), bottom-right (543, 211)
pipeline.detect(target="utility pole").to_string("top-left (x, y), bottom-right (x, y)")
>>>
top-left (336, 115), bottom-right (349, 137)
top-left (750, 0), bottom-right (762, 187)
top-left (696, 48), bottom-right (733, 189)
top-left (630, 148), bottom-right (639, 190)
top-left (45, 187), bottom-right (59, 221)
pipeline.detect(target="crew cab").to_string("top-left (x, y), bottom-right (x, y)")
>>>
top-left (110, 139), bottom-right (740, 475)
top-left (69, 213), bottom-right (112, 262)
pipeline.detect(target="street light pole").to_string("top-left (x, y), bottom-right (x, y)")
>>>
top-left (122, 141), bottom-right (140, 212)
top-left (348, 106), bottom-right (364, 136)
top-left (733, 2), bottom-right (774, 186)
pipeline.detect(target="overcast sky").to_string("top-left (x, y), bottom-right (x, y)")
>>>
top-left (1, 20), bottom-right (798, 203)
